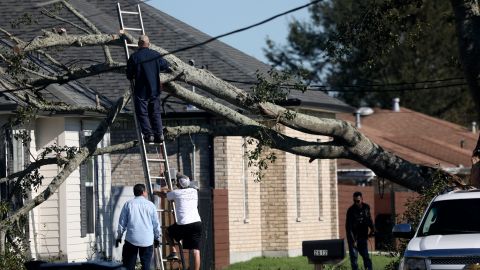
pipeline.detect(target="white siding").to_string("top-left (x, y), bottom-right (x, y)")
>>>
top-left (29, 117), bottom-right (112, 261)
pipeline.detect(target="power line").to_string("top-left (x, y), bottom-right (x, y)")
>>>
top-left (162, 0), bottom-right (322, 56)
top-left (223, 77), bottom-right (471, 92)
top-left (1, 1), bottom-right (472, 94)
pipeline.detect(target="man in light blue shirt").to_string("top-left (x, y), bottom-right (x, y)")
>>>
top-left (116, 183), bottom-right (161, 270)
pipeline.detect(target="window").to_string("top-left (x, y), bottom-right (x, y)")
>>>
top-left (12, 130), bottom-right (25, 173)
top-left (418, 198), bottom-right (480, 236)
top-left (84, 157), bottom-right (95, 234)
top-left (1, 130), bottom-right (25, 201)
top-left (80, 132), bottom-right (96, 236)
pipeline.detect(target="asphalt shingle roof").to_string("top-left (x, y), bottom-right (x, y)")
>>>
top-left (0, 0), bottom-right (352, 114)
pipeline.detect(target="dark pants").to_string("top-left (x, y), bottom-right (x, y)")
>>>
top-left (348, 238), bottom-right (372, 270)
top-left (134, 95), bottom-right (163, 137)
top-left (122, 240), bottom-right (153, 270)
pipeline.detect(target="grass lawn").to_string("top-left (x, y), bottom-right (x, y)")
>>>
top-left (225, 254), bottom-right (397, 270)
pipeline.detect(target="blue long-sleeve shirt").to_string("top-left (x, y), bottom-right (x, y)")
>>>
top-left (117, 196), bottom-right (161, 247)
top-left (126, 47), bottom-right (170, 99)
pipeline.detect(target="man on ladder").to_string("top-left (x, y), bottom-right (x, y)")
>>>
top-left (155, 174), bottom-right (203, 270)
top-left (126, 34), bottom-right (171, 144)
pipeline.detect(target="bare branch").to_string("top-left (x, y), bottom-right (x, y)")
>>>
top-left (0, 53), bottom-right (58, 81)
top-left (0, 78), bottom-right (108, 113)
top-left (0, 27), bottom-right (22, 44)
top-left (29, 61), bottom-right (124, 87)
top-left (164, 124), bottom-right (348, 159)
top-left (0, 140), bottom-right (139, 185)
top-left (61, 0), bottom-right (113, 63)
top-left (163, 82), bottom-right (348, 159)
top-left (0, 89), bottom-right (131, 229)
top-left (14, 33), bottom-right (122, 53)
top-left (41, 8), bottom-right (90, 34)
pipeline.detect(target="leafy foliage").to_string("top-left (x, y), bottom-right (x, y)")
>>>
top-left (266, 0), bottom-right (475, 125)
top-left (0, 249), bottom-right (27, 270)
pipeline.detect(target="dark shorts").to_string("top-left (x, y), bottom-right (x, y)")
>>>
top-left (167, 221), bottom-right (202, 250)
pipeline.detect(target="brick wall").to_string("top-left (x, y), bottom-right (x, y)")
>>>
top-left (110, 118), bottom-right (213, 187)
top-left (338, 184), bottom-right (375, 249)
top-left (375, 191), bottom-right (418, 219)
top-left (260, 148), bottom-right (288, 255)
top-left (218, 136), bottom-right (263, 263)
top-left (282, 127), bottom-right (339, 256)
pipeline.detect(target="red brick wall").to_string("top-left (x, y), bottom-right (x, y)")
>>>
top-left (213, 189), bottom-right (229, 270)
top-left (338, 185), bottom-right (375, 248)
top-left (374, 191), bottom-right (418, 219)
top-left (395, 192), bottom-right (418, 219)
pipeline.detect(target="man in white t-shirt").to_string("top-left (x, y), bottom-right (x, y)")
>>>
top-left (154, 174), bottom-right (202, 270)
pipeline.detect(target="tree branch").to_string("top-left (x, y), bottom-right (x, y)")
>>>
top-left (41, 8), bottom-right (90, 34)
top-left (29, 61), bottom-right (124, 87)
top-left (14, 33), bottom-right (122, 53)
top-left (0, 89), bottom-right (130, 229)
top-left (163, 82), bottom-right (348, 159)
top-left (61, 0), bottom-right (113, 63)
top-left (0, 140), bottom-right (139, 185)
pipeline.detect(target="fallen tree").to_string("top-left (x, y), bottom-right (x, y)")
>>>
top-left (0, 0), bottom-right (478, 255)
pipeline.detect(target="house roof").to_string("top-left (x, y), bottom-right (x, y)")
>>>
top-left (337, 107), bottom-right (477, 170)
top-left (0, 41), bottom-right (112, 114)
top-left (0, 0), bottom-right (352, 115)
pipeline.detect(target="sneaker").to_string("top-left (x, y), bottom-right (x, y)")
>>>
top-left (144, 135), bottom-right (154, 144)
top-left (166, 252), bottom-right (179, 261)
top-left (154, 134), bottom-right (164, 144)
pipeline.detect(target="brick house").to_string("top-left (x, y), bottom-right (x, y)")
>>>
top-left (336, 101), bottom-right (476, 250)
top-left (0, 0), bottom-right (353, 268)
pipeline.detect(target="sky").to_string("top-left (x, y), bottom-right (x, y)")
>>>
top-left (149, 0), bottom-right (311, 63)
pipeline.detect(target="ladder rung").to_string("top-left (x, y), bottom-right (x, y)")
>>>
top-left (158, 209), bottom-right (174, 213)
top-left (150, 176), bottom-right (165, 179)
top-left (120, 10), bottom-right (139, 15)
top-left (124, 27), bottom-right (143, 31)
top-left (126, 43), bottom-right (138, 47)
top-left (147, 158), bottom-right (166, 162)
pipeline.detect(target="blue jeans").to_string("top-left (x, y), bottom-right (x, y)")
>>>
top-left (134, 95), bottom-right (163, 137)
top-left (348, 238), bottom-right (372, 270)
top-left (122, 240), bottom-right (153, 270)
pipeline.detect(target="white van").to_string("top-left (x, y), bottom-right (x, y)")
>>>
top-left (392, 189), bottom-right (480, 270)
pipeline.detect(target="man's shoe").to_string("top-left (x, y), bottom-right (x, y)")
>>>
top-left (166, 252), bottom-right (179, 261)
top-left (144, 135), bottom-right (154, 144)
top-left (154, 134), bottom-right (164, 144)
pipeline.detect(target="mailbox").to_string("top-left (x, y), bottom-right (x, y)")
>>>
top-left (302, 239), bottom-right (345, 265)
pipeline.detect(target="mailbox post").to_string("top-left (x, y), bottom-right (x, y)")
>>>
top-left (302, 239), bottom-right (345, 269)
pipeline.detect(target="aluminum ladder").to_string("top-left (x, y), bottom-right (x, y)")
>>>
top-left (116, 3), bottom-right (184, 269)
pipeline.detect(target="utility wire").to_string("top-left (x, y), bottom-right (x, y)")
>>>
top-left (0, 1), bottom-right (471, 94)
top-left (162, 0), bottom-right (322, 56)
top-left (223, 78), bottom-right (471, 92)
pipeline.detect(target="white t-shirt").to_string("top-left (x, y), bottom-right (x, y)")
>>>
top-left (167, 188), bottom-right (201, 225)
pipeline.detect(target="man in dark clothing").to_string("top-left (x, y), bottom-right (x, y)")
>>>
top-left (126, 35), bottom-right (171, 143)
top-left (346, 191), bottom-right (375, 270)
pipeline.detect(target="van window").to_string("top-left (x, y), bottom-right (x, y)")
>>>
top-left (418, 198), bottom-right (480, 236)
